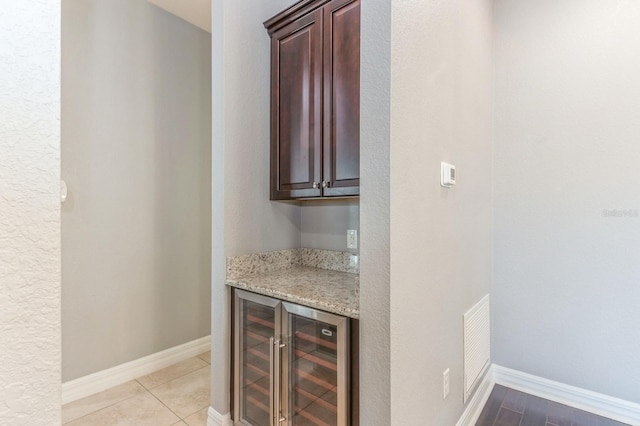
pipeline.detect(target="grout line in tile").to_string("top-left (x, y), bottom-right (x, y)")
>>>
top-left (196, 352), bottom-right (211, 365)
top-left (62, 381), bottom-right (151, 423)
top-left (180, 407), bottom-right (205, 423)
top-left (136, 356), bottom-right (209, 391)
top-left (147, 388), bottom-right (185, 422)
top-left (136, 378), bottom-right (152, 392)
top-left (178, 365), bottom-right (212, 421)
top-left (65, 358), bottom-right (211, 425)
top-left (63, 390), bottom-right (146, 425)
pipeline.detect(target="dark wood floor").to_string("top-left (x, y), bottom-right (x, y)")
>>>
top-left (476, 385), bottom-right (630, 426)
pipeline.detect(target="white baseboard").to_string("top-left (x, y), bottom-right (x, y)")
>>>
top-left (456, 365), bottom-right (496, 426)
top-left (493, 364), bottom-right (640, 425)
top-left (207, 406), bottom-right (232, 426)
top-left (62, 335), bottom-right (211, 404)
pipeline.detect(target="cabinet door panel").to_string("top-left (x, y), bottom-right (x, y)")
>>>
top-left (235, 291), bottom-right (281, 426)
top-left (323, 0), bottom-right (360, 197)
top-left (271, 10), bottom-right (323, 200)
top-left (282, 303), bottom-right (349, 426)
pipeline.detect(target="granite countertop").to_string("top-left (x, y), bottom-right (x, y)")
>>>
top-left (225, 248), bottom-right (360, 319)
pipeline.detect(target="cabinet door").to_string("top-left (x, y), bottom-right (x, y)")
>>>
top-left (322, 0), bottom-right (360, 197)
top-left (281, 303), bottom-right (349, 426)
top-left (234, 290), bottom-right (281, 426)
top-left (270, 9), bottom-right (323, 200)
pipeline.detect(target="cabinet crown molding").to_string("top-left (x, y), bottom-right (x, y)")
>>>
top-left (264, 0), bottom-right (332, 33)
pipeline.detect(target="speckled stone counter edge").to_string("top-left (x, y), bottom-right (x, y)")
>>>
top-left (226, 248), bottom-right (359, 279)
top-left (230, 280), bottom-right (359, 319)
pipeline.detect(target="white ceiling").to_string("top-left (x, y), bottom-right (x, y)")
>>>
top-left (148, 0), bottom-right (211, 33)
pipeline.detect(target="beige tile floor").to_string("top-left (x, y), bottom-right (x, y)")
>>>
top-left (62, 351), bottom-right (211, 426)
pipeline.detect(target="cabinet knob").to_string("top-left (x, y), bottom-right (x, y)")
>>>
top-left (322, 181), bottom-right (326, 188)
top-left (312, 182), bottom-right (318, 189)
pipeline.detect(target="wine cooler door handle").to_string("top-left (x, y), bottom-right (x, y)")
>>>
top-left (274, 339), bottom-right (281, 425)
top-left (274, 339), bottom-right (287, 424)
top-left (269, 337), bottom-right (275, 426)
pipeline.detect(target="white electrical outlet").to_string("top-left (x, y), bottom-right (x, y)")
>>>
top-left (443, 368), bottom-right (450, 399)
top-left (347, 229), bottom-right (358, 249)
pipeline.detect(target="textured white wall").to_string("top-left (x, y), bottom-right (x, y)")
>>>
top-left (62, 0), bottom-right (212, 381)
top-left (494, 0), bottom-right (640, 403)
top-left (0, 2), bottom-right (61, 424)
top-left (210, 0), bottom-right (301, 414)
top-left (359, 0), bottom-right (391, 423)
top-left (389, 0), bottom-right (494, 423)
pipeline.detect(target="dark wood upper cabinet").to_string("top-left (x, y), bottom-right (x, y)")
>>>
top-left (265, 0), bottom-right (360, 200)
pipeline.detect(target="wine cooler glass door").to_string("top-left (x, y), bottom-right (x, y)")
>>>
top-left (235, 290), bottom-right (281, 426)
top-left (281, 303), bottom-right (349, 426)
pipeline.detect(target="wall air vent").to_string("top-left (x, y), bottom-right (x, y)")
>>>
top-left (463, 294), bottom-right (490, 403)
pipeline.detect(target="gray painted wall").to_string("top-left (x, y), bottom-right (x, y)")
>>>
top-left (493, 0), bottom-right (640, 404)
top-left (62, 0), bottom-right (212, 381)
top-left (0, 2), bottom-right (61, 423)
top-left (210, 0), bottom-right (302, 414)
top-left (389, 0), bottom-right (494, 423)
top-left (300, 201), bottom-right (359, 253)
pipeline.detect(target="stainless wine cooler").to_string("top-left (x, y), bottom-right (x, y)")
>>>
top-left (233, 289), bottom-right (351, 426)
